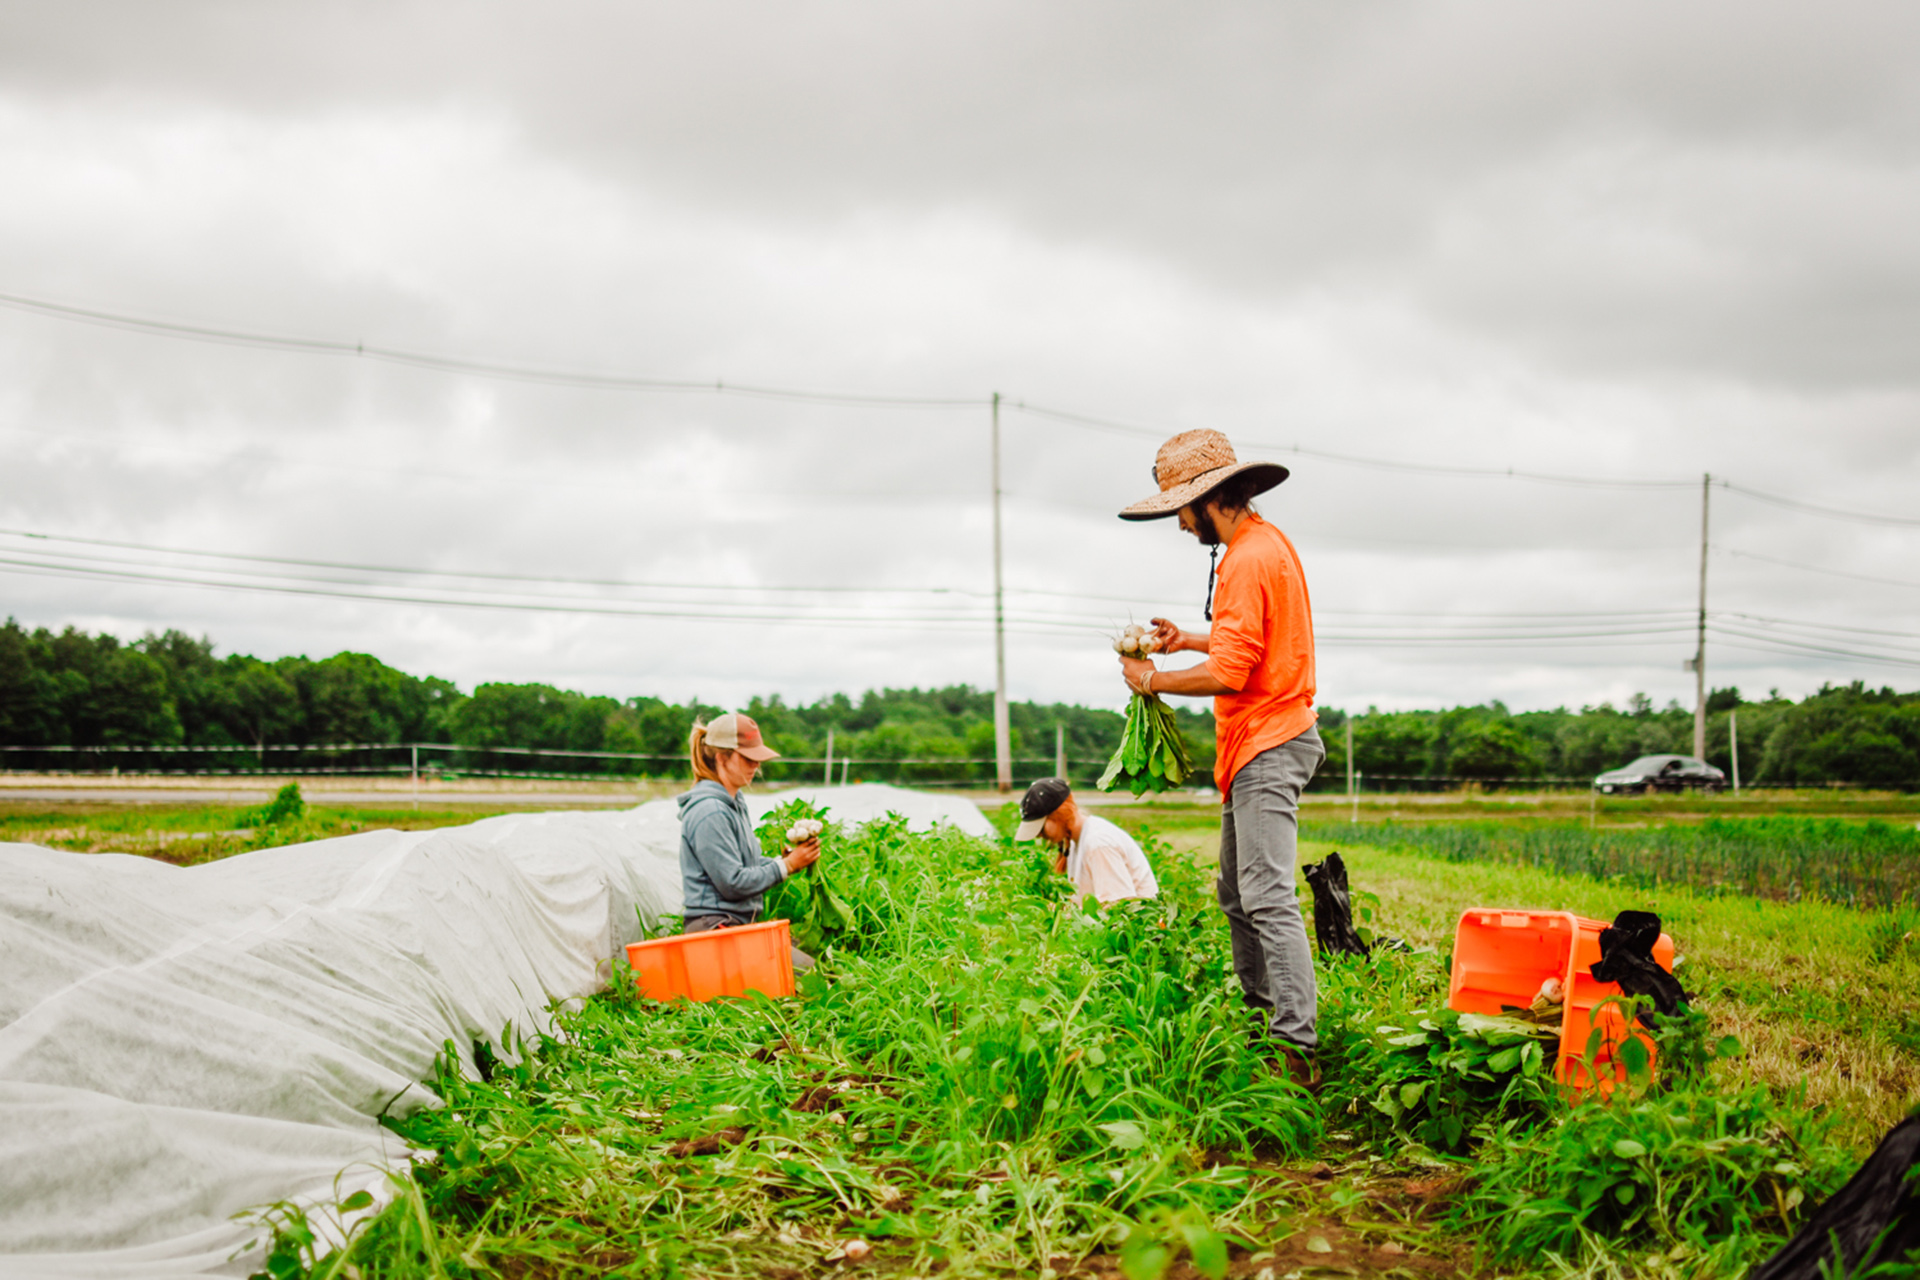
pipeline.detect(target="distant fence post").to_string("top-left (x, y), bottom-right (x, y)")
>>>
top-left (1346, 719), bottom-right (1357, 823)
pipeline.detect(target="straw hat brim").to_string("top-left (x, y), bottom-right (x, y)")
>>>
top-left (1117, 459), bottom-right (1289, 521)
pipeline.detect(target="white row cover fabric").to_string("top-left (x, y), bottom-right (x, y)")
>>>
top-left (0, 785), bottom-right (987, 1278)
top-left (742, 782), bottom-right (995, 839)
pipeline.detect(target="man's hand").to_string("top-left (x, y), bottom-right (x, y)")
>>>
top-left (1119, 654), bottom-right (1155, 694)
top-left (783, 837), bottom-right (821, 873)
top-left (1149, 617), bottom-right (1207, 655)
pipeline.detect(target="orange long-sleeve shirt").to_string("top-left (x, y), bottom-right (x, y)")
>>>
top-left (1201, 513), bottom-right (1318, 796)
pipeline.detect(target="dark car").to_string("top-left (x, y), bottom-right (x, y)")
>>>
top-left (1593, 754), bottom-right (1727, 794)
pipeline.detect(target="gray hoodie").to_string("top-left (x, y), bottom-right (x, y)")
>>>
top-left (677, 779), bottom-right (787, 921)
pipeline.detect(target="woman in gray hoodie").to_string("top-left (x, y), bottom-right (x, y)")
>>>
top-left (677, 713), bottom-right (822, 967)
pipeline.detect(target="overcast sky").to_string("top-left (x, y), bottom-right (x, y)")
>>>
top-left (2, 2), bottom-right (1917, 723)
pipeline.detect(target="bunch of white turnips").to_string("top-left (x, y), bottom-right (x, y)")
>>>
top-left (786, 818), bottom-right (825, 843)
top-left (1112, 624), bottom-right (1161, 659)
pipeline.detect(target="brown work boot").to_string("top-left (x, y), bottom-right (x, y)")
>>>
top-left (1267, 1044), bottom-right (1322, 1093)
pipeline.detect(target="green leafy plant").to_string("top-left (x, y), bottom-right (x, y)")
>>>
top-left (1098, 694), bottom-right (1193, 795)
top-left (1454, 1082), bottom-right (1853, 1266)
top-left (1640, 1002), bottom-right (1744, 1090)
top-left (1321, 982), bottom-right (1562, 1153)
top-left (758, 800), bottom-right (881, 955)
top-left (242, 1184), bottom-right (377, 1280)
top-left (238, 782), bottom-right (306, 828)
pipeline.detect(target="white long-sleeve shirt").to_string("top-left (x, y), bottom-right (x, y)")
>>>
top-left (1064, 815), bottom-right (1160, 904)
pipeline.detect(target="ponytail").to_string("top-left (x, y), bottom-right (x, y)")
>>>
top-left (688, 720), bottom-right (726, 783)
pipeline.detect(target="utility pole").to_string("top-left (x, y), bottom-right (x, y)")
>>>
top-left (1729, 711), bottom-right (1741, 795)
top-left (1691, 473), bottom-right (1710, 760)
top-left (1055, 723), bottom-right (1066, 779)
top-left (991, 391), bottom-right (1012, 793)
top-left (823, 727), bottom-right (834, 786)
top-left (1346, 718), bottom-right (1356, 823)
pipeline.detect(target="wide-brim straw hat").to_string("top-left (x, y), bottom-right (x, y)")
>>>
top-left (1117, 429), bottom-right (1288, 521)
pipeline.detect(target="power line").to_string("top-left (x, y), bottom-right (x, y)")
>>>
top-left (0, 545), bottom-right (999, 614)
top-left (1721, 481), bottom-right (1920, 530)
top-left (1722, 610), bottom-right (1920, 643)
top-left (1009, 580), bottom-right (1694, 620)
top-left (1014, 403), bottom-right (1920, 527)
top-left (0, 290), bottom-right (984, 409)
top-left (0, 557), bottom-right (1105, 636)
top-left (1721, 545), bottom-right (1920, 592)
top-left (7, 286), bottom-right (1919, 680)
top-left (1009, 400), bottom-right (1700, 491)
top-left (1317, 624), bottom-right (1697, 641)
top-left (1708, 624), bottom-right (1920, 670)
top-left (0, 550), bottom-right (1710, 647)
top-left (0, 528), bottom-right (989, 598)
top-left (10, 286), bottom-right (1897, 515)
top-left (10, 287), bottom-right (1918, 530)
top-left (18, 546), bottom-right (1920, 670)
top-left (2, 528), bottom-right (1705, 623)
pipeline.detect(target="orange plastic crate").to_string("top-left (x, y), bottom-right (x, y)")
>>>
top-left (625, 918), bottom-right (796, 1002)
top-left (1447, 908), bottom-right (1675, 1093)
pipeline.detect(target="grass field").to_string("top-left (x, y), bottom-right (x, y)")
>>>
top-left (10, 788), bottom-right (1918, 1277)
top-left (0, 797), bottom-right (527, 863)
top-left (1089, 794), bottom-right (1920, 1150)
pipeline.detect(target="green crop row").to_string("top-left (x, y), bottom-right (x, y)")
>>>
top-left (248, 809), bottom-right (1318, 1280)
top-left (245, 810), bottom-right (1907, 1280)
top-left (1312, 815), bottom-right (1920, 910)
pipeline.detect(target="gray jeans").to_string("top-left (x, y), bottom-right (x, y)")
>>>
top-left (1217, 726), bottom-right (1326, 1053)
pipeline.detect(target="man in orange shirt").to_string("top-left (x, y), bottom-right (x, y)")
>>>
top-left (1116, 429), bottom-right (1327, 1087)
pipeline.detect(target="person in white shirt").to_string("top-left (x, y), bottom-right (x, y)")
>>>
top-left (1013, 777), bottom-right (1159, 905)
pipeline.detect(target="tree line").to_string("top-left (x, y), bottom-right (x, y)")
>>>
top-left (1315, 685), bottom-right (1920, 790)
top-left (1, 619), bottom-right (1914, 789)
top-left (0, 620), bottom-right (1211, 786)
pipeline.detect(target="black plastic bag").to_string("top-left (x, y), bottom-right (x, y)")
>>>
top-left (1303, 852), bottom-right (1370, 957)
top-left (1749, 1114), bottom-right (1920, 1280)
top-left (1588, 910), bottom-right (1690, 1026)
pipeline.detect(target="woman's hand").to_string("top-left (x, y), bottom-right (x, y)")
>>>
top-left (783, 837), bottom-right (821, 874)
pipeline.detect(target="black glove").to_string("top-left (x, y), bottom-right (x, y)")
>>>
top-left (1588, 910), bottom-right (1690, 1025)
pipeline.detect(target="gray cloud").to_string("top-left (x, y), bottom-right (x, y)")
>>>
top-left (0, 2), bottom-right (1915, 717)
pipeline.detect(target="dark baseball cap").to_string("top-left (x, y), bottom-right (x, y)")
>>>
top-left (1014, 777), bottom-right (1072, 840)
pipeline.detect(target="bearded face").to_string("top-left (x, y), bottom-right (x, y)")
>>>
top-left (1181, 502), bottom-right (1224, 546)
